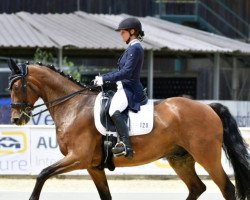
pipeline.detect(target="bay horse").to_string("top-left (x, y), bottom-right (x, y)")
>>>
top-left (8, 60), bottom-right (250, 200)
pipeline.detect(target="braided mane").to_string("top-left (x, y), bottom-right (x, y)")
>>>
top-left (36, 62), bottom-right (85, 87)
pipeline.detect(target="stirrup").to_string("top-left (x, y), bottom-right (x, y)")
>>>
top-left (111, 142), bottom-right (133, 160)
top-left (112, 141), bottom-right (127, 157)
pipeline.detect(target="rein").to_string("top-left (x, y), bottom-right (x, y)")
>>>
top-left (31, 87), bottom-right (92, 117)
top-left (9, 63), bottom-right (99, 119)
top-left (16, 84), bottom-right (97, 119)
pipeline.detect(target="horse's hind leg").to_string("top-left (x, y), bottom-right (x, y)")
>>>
top-left (191, 143), bottom-right (236, 200)
top-left (167, 152), bottom-right (206, 200)
top-left (195, 153), bottom-right (236, 200)
top-left (205, 165), bottom-right (235, 200)
top-left (87, 167), bottom-right (112, 200)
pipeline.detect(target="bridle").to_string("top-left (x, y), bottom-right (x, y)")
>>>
top-left (9, 63), bottom-right (33, 118)
top-left (10, 75), bottom-right (33, 111)
top-left (9, 63), bottom-right (98, 119)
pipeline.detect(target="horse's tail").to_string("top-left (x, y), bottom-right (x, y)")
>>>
top-left (209, 103), bottom-right (250, 200)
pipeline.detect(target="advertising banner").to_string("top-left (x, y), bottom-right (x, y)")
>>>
top-left (30, 126), bottom-right (63, 174)
top-left (202, 100), bottom-right (250, 127)
top-left (0, 98), bottom-right (11, 124)
top-left (0, 126), bottom-right (31, 174)
top-left (1, 125), bottom-right (249, 176)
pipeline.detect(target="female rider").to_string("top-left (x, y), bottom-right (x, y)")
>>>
top-left (94, 17), bottom-right (145, 160)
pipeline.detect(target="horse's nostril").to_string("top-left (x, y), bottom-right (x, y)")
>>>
top-left (11, 118), bottom-right (19, 124)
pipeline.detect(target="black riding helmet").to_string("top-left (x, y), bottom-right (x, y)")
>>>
top-left (115, 17), bottom-right (145, 37)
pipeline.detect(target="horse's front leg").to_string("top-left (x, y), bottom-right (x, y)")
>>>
top-left (29, 153), bottom-right (82, 200)
top-left (87, 167), bottom-right (112, 200)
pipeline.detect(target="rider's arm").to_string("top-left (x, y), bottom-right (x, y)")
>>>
top-left (102, 46), bottom-right (140, 83)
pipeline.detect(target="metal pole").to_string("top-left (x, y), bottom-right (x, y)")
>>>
top-left (232, 57), bottom-right (238, 100)
top-left (158, 0), bottom-right (166, 17)
top-left (213, 53), bottom-right (220, 100)
top-left (248, 24), bottom-right (250, 42)
top-left (77, 0), bottom-right (80, 11)
top-left (195, 0), bottom-right (199, 16)
top-left (147, 50), bottom-right (154, 99)
top-left (58, 48), bottom-right (63, 70)
top-left (108, 0), bottom-right (112, 14)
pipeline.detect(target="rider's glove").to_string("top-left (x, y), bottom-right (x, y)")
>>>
top-left (94, 76), bottom-right (103, 86)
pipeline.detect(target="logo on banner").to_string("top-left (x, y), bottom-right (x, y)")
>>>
top-left (0, 131), bottom-right (27, 154)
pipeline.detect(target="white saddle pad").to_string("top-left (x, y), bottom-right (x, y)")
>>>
top-left (94, 92), bottom-right (154, 137)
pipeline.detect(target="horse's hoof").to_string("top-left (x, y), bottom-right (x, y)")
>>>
top-left (29, 197), bottom-right (38, 200)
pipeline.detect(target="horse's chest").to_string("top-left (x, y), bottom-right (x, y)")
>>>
top-left (56, 128), bottom-right (71, 154)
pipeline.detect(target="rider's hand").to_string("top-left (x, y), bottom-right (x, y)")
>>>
top-left (94, 76), bottom-right (103, 86)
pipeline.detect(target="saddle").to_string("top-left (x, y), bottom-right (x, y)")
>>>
top-left (99, 90), bottom-right (128, 132)
top-left (95, 90), bottom-right (153, 171)
top-left (98, 89), bottom-right (149, 134)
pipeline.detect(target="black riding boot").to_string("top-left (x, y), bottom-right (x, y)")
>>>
top-left (111, 110), bottom-right (133, 160)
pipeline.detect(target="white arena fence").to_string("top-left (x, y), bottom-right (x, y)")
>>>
top-left (0, 125), bottom-right (249, 176)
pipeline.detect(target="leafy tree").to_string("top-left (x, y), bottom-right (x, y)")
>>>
top-left (34, 48), bottom-right (54, 64)
top-left (33, 48), bottom-right (80, 80)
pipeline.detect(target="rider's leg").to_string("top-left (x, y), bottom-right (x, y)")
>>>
top-left (109, 86), bottom-right (133, 159)
top-left (111, 110), bottom-right (133, 159)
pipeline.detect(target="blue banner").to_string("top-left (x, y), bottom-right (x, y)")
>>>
top-left (0, 98), bottom-right (11, 124)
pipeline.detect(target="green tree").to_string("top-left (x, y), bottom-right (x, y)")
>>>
top-left (34, 48), bottom-right (54, 64)
top-left (33, 48), bottom-right (80, 81)
top-left (63, 57), bottom-right (80, 81)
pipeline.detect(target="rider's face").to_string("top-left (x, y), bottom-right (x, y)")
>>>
top-left (119, 30), bottom-right (130, 43)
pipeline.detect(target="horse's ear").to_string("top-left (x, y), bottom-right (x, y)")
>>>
top-left (8, 58), bottom-right (20, 74)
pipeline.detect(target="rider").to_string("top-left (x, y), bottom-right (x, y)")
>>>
top-left (94, 17), bottom-right (145, 160)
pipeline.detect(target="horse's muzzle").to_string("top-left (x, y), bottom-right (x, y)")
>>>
top-left (11, 111), bottom-right (31, 125)
top-left (11, 117), bottom-right (20, 124)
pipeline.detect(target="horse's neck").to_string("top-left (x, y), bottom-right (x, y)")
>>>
top-left (32, 66), bottom-right (86, 124)
top-left (46, 89), bottom-right (76, 122)
top-left (42, 84), bottom-right (77, 104)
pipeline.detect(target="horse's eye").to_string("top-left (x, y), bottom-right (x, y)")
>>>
top-left (14, 84), bottom-right (19, 91)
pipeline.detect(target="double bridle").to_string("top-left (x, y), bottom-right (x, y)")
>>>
top-left (9, 63), bottom-right (33, 118)
top-left (10, 73), bottom-right (33, 111)
top-left (9, 64), bottom-right (97, 118)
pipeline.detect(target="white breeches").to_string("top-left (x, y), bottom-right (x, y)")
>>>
top-left (109, 81), bottom-right (128, 116)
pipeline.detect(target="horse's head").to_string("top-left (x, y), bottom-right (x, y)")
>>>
top-left (8, 59), bottom-right (39, 125)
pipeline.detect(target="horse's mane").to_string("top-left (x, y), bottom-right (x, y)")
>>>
top-left (36, 62), bottom-right (84, 88)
